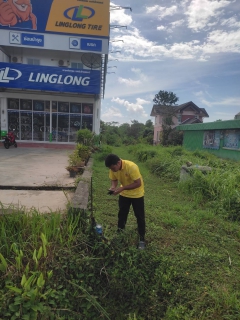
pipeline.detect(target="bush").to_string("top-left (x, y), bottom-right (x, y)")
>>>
top-left (94, 145), bottom-right (113, 162)
top-left (76, 129), bottom-right (93, 146)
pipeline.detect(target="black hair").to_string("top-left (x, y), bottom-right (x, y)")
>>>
top-left (105, 154), bottom-right (120, 167)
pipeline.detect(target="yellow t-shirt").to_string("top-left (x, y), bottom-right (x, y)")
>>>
top-left (109, 159), bottom-right (144, 198)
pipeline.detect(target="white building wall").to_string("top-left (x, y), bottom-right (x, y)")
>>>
top-left (0, 46), bottom-right (102, 140)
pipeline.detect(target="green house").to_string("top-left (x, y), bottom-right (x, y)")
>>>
top-left (176, 120), bottom-right (240, 161)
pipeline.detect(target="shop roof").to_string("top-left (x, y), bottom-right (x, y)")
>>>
top-left (176, 120), bottom-right (240, 131)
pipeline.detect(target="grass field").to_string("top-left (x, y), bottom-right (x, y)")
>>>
top-left (0, 144), bottom-right (240, 319)
top-left (92, 145), bottom-right (240, 319)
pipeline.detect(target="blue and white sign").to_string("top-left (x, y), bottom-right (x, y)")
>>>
top-left (81, 39), bottom-right (102, 52)
top-left (69, 37), bottom-right (80, 49)
top-left (21, 33), bottom-right (44, 47)
top-left (10, 32), bottom-right (21, 45)
top-left (0, 63), bottom-right (101, 95)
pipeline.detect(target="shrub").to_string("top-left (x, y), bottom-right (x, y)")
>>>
top-left (94, 145), bottom-right (113, 162)
top-left (76, 129), bottom-right (93, 146)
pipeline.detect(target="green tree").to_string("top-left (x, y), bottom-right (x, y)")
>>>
top-left (153, 90), bottom-right (179, 106)
top-left (153, 91), bottom-right (182, 146)
top-left (129, 120), bottom-right (145, 140)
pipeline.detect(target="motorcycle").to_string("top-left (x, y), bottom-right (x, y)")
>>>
top-left (3, 132), bottom-right (17, 149)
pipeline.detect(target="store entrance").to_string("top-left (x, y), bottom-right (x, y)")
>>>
top-left (7, 99), bottom-right (93, 143)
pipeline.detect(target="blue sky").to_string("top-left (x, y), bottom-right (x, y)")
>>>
top-left (101, 0), bottom-right (240, 125)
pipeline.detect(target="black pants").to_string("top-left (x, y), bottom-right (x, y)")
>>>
top-left (118, 195), bottom-right (145, 240)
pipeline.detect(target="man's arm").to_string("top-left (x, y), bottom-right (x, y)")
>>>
top-left (113, 178), bottom-right (141, 195)
top-left (109, 180), bottom-right (118, 190)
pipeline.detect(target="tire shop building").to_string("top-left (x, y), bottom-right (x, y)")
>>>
top-left (0, 0), bottom-right (109, 144)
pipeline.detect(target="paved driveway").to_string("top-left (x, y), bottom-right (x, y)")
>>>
top-left (0, 147), bottom-right (74, 187)
top-left (0, 147), bottom-right (75, 212)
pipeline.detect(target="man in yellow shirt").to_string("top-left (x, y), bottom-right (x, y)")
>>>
top-left (105, 154), bottom-right (146, 249)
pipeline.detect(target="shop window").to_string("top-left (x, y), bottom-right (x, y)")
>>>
top-left (223, 130), bottom-right (240, 149)
top-left (27, 58), bottom-right (40, 65)
top-left (8, 110), bottom-right (19, 133)
top-left (52, 101), bottom-right (57, 112)
top-left (203, 130), bottom-right (220, 150)
top-left (71, 62), bottom-right (83, 69)
top-left (20, 99), bottom-right (32, 111)
top-left (58, 113), bottom-right (69, 142)
top-left (58, 102), bottom-right (69, 113)
top-left (82, 115), bottom-right (93, 131)
top-left (69, 114), bottom-right (81, 142)
top-left (70, 103), bottom-right (81, 113)
top-left (82, 103), bottom-right (93, 114)
top-left (20, 111), bottom-right (32, 140)
top-left (33, 100), bottom-right (44, 111)
top-left (8, 99), bottom-right (19, 110)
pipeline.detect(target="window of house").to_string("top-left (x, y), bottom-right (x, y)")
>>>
top-left (71, 62), bottom-right (83, 69)
top-left (177, 114), bottom-right (182, 123)
top-left (27, 58), bottom-right (40, 65)
top-left (223, 130), bottom-right (240, 149)
top-left (203, 130), bottom-right (220, 149)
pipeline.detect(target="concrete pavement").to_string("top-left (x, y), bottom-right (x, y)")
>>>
top-left (0, 146), bottom-right (76, 213)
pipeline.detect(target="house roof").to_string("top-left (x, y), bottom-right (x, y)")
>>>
top-left (150, 101), bottom-right (209, 117)
top-left (181, 117), bottom-right (202, 124)
top-left (176, 120), bottom-right (240, 131)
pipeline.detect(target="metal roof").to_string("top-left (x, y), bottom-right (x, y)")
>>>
top-left (176, 120), bottom-right (240, 131)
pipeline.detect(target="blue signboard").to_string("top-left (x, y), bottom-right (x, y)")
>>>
top-left (0, 63), bottom-right (100, 95)
top-left (21, 33), bottom-right (44, 47)
top-left (0, 0), bottom-right (109, 38)
top-left (81, 39), bottom-right (102, 52)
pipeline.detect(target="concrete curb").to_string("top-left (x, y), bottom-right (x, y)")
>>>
top-left (70, 158), bottom-right (93, 212)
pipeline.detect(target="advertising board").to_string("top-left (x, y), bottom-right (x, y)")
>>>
top-left (0, 0), bottom-right (110, 38)
top-left (0, 62), bottom-right (101, 95)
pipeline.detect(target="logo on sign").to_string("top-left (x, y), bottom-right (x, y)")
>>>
top-left (64, 5), bottom-right (95, 22)
top-left (69, 37), bottom-right (80, 49)
top-left (9, 32), bottom-right (21, 45)
top-left (0, 67), bottom-right (22, 83)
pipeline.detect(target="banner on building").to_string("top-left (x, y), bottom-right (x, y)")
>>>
top-left (0, 62), bottom-right (101, 95)
top-left (0, 0), bottom-right (110, 38)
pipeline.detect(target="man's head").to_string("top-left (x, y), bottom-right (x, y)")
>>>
top-left (105, 154), bottom-right (122, 172)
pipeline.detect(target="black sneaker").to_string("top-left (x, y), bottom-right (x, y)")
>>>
top-left (138, 241), bottom-right (146, 250)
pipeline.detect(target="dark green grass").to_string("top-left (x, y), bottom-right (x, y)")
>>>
top-left (1, 145), bottom-right (240, 320)
top-left (92, 146), bottom-right (240, 319)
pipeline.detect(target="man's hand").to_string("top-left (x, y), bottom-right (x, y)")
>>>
top-left (0, 1), bottom-right (18, 26)
top-left (111, 187), bottom-right (124, 195)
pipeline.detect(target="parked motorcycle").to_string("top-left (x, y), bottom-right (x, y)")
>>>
top-left (3, 132), bottom-right (17, 149)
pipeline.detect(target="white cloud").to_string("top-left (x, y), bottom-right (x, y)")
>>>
top-left (185, 0), bottom-right (232, 31)
top-left (111, 22), bottom-right (240, 62)
top-left (101, 106), bottom-right (124, 123)
top-left (111, 97), bottom-right (148, 117)
top-left (221, 17), bottom-right (240, 28)
top-left (146, 5), bottom-right (178, 19)
top-left (118, 77), bottom-right (141, 86)
top-left (205, 97), bottom-right (240, 106)
top-left (203, 29), bottom-right (240, 54)
top-left (195, 91), bottom-right (204, 96)
top-left (131, 68), bottom-right (141, 73)
top-left (171, 19), bottom-right (185, 27)
top-left (136, 98), bottom-right (151, 105)
top-left (110, 2), bottom-right (133, 25)
top-left (157, 25), bottom-right (166, 31)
